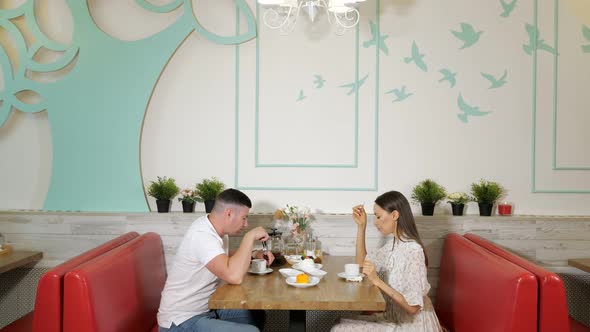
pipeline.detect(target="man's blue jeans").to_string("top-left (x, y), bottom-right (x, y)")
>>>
top-left (159, 309), bottom-right (265, 332)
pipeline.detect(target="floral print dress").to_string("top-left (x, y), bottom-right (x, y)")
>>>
top-left (331, 237), bottom-right (443, 332)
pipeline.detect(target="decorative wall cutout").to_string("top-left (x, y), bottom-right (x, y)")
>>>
top-left (404, 41), bottom-right (427, 72)
top-left (523, 23), bottom-right (558, 55)
top-left (363, 20), bottom-right (389, 55)
top-left (386, 85), bottom-right (413, 103)
top-left (457, 93), bottom-right (491, 123)
top-left (0, 1), bottom-right (258, 211)
top-left (451, 23), bottom-right (483, 49)
top-left (500, 0), bottom-right (517, 17)
top-left (481, 69), bottom-right (508, 89)
top-left (313, 74), bottom-right (325, 89)
top-left (339, 73), bottom-right (369, 95)
top-left (438, 69), bottom-right (457, 88)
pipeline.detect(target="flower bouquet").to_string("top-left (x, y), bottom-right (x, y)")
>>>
top-left (178, 188), bottom-right (199, 213)
top-left (275, 205), bottom-right (313, 245)
top-left (447, 192), bottom-right (470, 216)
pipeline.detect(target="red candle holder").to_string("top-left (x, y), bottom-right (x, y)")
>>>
top-left (498, 203), bottom-right (512, 216)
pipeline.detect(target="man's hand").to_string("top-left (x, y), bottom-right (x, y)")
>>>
top-left (246, 226), bottom-right (270, 242)
top-left (252, 249), bottom-right (275, 266)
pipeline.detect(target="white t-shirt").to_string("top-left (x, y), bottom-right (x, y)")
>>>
top-left (157, 215), bottom-right (228, 328)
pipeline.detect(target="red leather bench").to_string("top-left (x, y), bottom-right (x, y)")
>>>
top-left (464, 233), bottom-right (590, 332)
top-left (435, 233), bottom-right (537, 332)
top-left (0, 232), bottom-right (139, 332)
top-left (63, 232), bottom-right (166, 332)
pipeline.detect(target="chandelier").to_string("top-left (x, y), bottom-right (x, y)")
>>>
top-left (257, 0), bottom-right (366, 34)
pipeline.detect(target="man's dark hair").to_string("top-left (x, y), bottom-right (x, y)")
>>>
top-left (213, 188), bottom-right (252, 209)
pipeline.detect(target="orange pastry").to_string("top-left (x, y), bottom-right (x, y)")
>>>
top-left (296, 273), bottom-right (309, 284)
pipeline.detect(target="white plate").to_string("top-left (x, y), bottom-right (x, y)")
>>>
top-left (248, 268), bottom-right (273, 275)
top-left (292, 262), bottom-right (323, 270)
top-left (279, 268), bottom-right (301, 278)
top-left (286, 276), bottom-right (320, 288)
top-left (337, 272), bottom-right (363, 279)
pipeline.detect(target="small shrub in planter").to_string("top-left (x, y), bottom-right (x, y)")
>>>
top-left (470, 179), bottom-right (504, 216)
top-left (195, 177), bottom-right (226, 213)
top-left (411, 179), bottom-right (447, 216)
top-left (147, 176), bottom-right (179, 213)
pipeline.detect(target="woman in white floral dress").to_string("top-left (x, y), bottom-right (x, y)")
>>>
top-left (331, 191), bottom-right (443, 332)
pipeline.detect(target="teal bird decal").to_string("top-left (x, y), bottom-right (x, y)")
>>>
top-left (439, 69), bottom-right (457, 88)
top-left (404, 41), bottom-right (427, 72)
top-left (451, 23), bottom-right (483, 49)
top-left (481, 70), bottom-right (508, 89)
top-left (523, 23), bottom-right (558, 55)
top-left (582, 25), bottom-right (590, 53)
top-left (296, 90), bottom-right (306, 102)
top-left (339, 74), bottom-right (369, 96)
top-left (313, 75), bottom-right (326, 89)
top-left (386, 85), bottom-right (413, 102)
top-left (363, 20), bottom-right (389, 55)
top-left (500, 0), bottom-right (516, 17)
top-left (457, 93), bottom-right (491, 123)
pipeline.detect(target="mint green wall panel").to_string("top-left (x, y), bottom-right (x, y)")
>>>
top-left (0, 1), bottom-right (256, 211)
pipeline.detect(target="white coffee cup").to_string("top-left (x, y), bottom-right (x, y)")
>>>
top-left (251, 259), bottom-right (266, 273)
top-left (344, 263), bottom-right (360, 277)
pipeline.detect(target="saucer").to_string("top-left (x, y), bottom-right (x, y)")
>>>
top-left (248, 268), bottom-right (273, 275)
top-left (286, 276), bottom-right (320, 288)
top-left (337, 272), bottom-right (363, 279)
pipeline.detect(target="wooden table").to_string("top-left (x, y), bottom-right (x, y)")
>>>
top-left (0, 251), bottom-right (43, 274)
top-left (209, 256), bottom-right (386, 332)
top-left (568, 258), bottom-right (590, 273)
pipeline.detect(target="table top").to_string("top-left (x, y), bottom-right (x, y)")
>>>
top-left (0, 250), bottom-right (43, 274)
top-left (568, 258), bottom-right (590, 273)
top-left (209, 256), bottom-right (386, 311)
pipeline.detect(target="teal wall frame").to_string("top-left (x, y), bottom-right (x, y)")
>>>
top-left (234, 0), bottom-right (381, 191)
top-left (531, 0), bottom-right (590, 193)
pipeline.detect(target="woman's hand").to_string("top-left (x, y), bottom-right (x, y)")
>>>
top-left (362, 260), bottom-right (378, 284)
top-left (352, 204), bottom-right (367, 228)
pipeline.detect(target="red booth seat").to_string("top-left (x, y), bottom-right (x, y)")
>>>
top-left (63, 232), bottom-right (166, 332)
top-left (435, 233), bottom-right (537, 332)
top-left (464, 233), bottom-right (590, 332)
top-left (0, 232), bottom-right (139, 332)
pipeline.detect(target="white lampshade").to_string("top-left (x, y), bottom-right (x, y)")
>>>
top-left (303, 1), bottom-right (319, 22)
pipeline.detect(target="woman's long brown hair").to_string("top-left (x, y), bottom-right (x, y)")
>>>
top-left (374, 190), bottom-right (428, 266)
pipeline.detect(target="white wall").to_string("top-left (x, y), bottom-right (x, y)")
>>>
top-left (1, 0), bottom-right (590, 214)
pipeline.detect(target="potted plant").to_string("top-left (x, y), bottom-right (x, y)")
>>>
top-left (195, 177), bottom-right (226, 213)
top-left (411, 179), bottom-right (447, 216)
top-left (447, 192), bottom-right (470, 216)
top-left (178, 188), bottom-right (198, 213)
top-left (147, 176), bottom-right (179, 213)
top-left (470, 179), bottom-right (504, 216)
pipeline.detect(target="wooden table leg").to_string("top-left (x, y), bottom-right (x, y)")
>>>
top-left (288, 310), bottom-right (306, 332)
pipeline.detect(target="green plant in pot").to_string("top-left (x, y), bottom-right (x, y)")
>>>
top-left (147, 176), bottom-right (179, 213)
top-left (411, 179), bottom-right (447, 216)
top-left (195, 177), bottom-right (226, 213)
top-left (470, 179), bottom-right (504, 216)
top-left (447, 192), bottom-right (470, 216)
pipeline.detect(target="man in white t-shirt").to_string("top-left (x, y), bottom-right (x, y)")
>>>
top-left (158, 189), bottom-right (274, 332)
